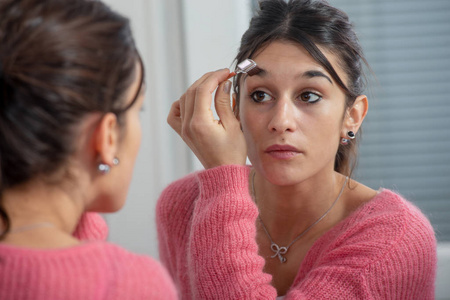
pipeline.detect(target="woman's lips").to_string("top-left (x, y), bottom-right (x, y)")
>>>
top-left (265, 144), bottom-right (301, 159)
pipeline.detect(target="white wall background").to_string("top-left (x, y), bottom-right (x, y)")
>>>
top-left (101, 0), bottom-right (449, 298)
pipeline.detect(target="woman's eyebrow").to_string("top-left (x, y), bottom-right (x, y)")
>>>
top-left (248, 68), bottom-right (333, 84)
top-left (302, 70), bottom-right (333, 84)
top-left (243, 68), bottom-right (267, 82)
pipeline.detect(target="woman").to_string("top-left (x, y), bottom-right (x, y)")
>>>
top-left (158, 0), bottom-right (436, 299)
top-left (0, 0), bottom-right (176, 299)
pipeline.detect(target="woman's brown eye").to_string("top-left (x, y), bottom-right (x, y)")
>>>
top-left (250, 91), bottom-right (272, 102)
top-left (300, 92), bottom-right (322, 103)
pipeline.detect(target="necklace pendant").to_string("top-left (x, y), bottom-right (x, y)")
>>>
top-left (270, 243), bottom-right (288, 263)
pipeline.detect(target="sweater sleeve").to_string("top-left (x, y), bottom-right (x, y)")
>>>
top-left (189, 165), bottom-right (276, 299)
top-left (156, 172), bottom-right (199, 297)
top-left (73, 212), bottom-right (109, 241)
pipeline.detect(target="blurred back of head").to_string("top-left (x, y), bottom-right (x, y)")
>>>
top-left (0, 0), bottom-right (140, 191)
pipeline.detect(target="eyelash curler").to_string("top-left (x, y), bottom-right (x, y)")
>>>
top-left (227, 59), bottom-right (262, 79)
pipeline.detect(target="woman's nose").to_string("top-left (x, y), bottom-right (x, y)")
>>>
top-left (267, 98), bottom-right (297, 133)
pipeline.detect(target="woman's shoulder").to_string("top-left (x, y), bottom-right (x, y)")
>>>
top-left (98, 243), bottom-right (176, 289)
top-left (350, 190), bottom-right (436, 292)
top-left (0, 240), bottom-right (160, 264)
top-left (325, 188), bottom-right (436, 262)
top-left (360, 189), bottom-right (434, 229)
top-left (306, 189), bottom-right (436, 278)
top-left (299, 189), bottom-right (436, 300)
top-left (342, 188), bottom-right (435, 241)
top-left (0, 240), bottom-right (155, 265)
top-left (0, 242), bottom-right (176, 299)
top-left (76, 242), bottom-right (177, 297)
top-left (73, 212), bottom-right (109, 241)
top-left (369, 189), bottom-right (436, 247)
top-left (341, 185), bottom-right (434, 232)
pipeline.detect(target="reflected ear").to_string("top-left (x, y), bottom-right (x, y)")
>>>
top-left (341, 95), bottom-right (368, 136)
top-left (93, 113), bottom-right (119, 166)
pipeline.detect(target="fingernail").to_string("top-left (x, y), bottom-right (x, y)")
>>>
top-left (223, 81), bottom-right (232, 93)
top-left (226, 72), bottom-right (236, 80)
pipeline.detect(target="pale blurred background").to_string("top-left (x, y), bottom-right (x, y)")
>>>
top-left (101, 0), bottom-right (450, 297)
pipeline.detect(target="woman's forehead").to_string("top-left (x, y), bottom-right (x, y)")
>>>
top-left (249, 40), bottom-right (347, 85)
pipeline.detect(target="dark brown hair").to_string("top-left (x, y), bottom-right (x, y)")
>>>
top-left (233, 0), bottom-right (369, 177)
top-left (0, 0), bottom-right (143, 238)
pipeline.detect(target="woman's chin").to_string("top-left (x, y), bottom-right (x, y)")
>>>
top-left (256, 164), bottom-right (307, 186)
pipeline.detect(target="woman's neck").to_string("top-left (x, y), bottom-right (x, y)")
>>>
top-left (252, 170), bottom-right (348, 244)
top-left (1, 178), bottom-right (85, 248)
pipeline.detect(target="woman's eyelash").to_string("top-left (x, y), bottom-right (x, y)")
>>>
top-left (299, 91), bottom-right (322, 103)
top-left (248, 89), bottom-right (323, 104)
top-left (249, 90), bottom-right (272, 103)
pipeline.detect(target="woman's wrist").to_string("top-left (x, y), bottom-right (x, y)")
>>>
top-left (196, 165), bottom-right (251, 198)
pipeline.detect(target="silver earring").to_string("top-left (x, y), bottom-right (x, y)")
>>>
top-left (98, 163), bottom-right (110, 174)
top-left (98, 157), bottom-right (120, 174)
top-left (340, 131), bottom-right (356, 146)
top-left (340, 138), bottom-right (350, 146)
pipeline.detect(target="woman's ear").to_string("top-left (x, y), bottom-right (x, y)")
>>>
top-left (93, 112), bottom-right (120, 166)
top-left (341, 95), bottom-right (368, 136)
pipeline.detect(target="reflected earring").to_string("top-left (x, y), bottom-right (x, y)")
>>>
top-left (340, 131), bottom-right (356, 146)
top-left (98, 157), bottom-right (120, 174)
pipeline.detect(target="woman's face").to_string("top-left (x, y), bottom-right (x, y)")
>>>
top-left (238, 40), bottom-right (349, 185)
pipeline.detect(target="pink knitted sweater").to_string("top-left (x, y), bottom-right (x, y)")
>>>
top-left (156, 165), bottom-right (437, 299)
top-left (0, 213), bottom-right (177, 300)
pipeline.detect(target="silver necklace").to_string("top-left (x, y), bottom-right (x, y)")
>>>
top-left (6, 222), bottom-right (55, 235)
top-left (251, 172), bottom-right (348, 263)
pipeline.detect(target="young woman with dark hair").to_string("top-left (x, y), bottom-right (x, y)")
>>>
top-left (0, 0), bottom-right (176, 298)
top-left (159, 0), bottom-right (436, 298)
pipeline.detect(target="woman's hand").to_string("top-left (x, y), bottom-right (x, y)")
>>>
top-left (167, 69), bottom-right (247, 169)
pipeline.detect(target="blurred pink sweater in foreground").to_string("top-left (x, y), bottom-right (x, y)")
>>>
top-left (0, 213), bottom-right (177, 300)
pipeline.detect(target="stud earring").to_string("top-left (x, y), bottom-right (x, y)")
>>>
top-left (98, 163), bottom-right (110, 174)
top-left (340, 131), bottom-right (356, 146)
top-left (98, 157), bottom-right (120, 174)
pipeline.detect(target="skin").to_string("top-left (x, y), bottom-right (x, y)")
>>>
top-left (240, 41), bottom-right (350, 186)
top-left (0, 62), bottom-right (144, 249)
top-left (168, 40), bottom-right (377, 296)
